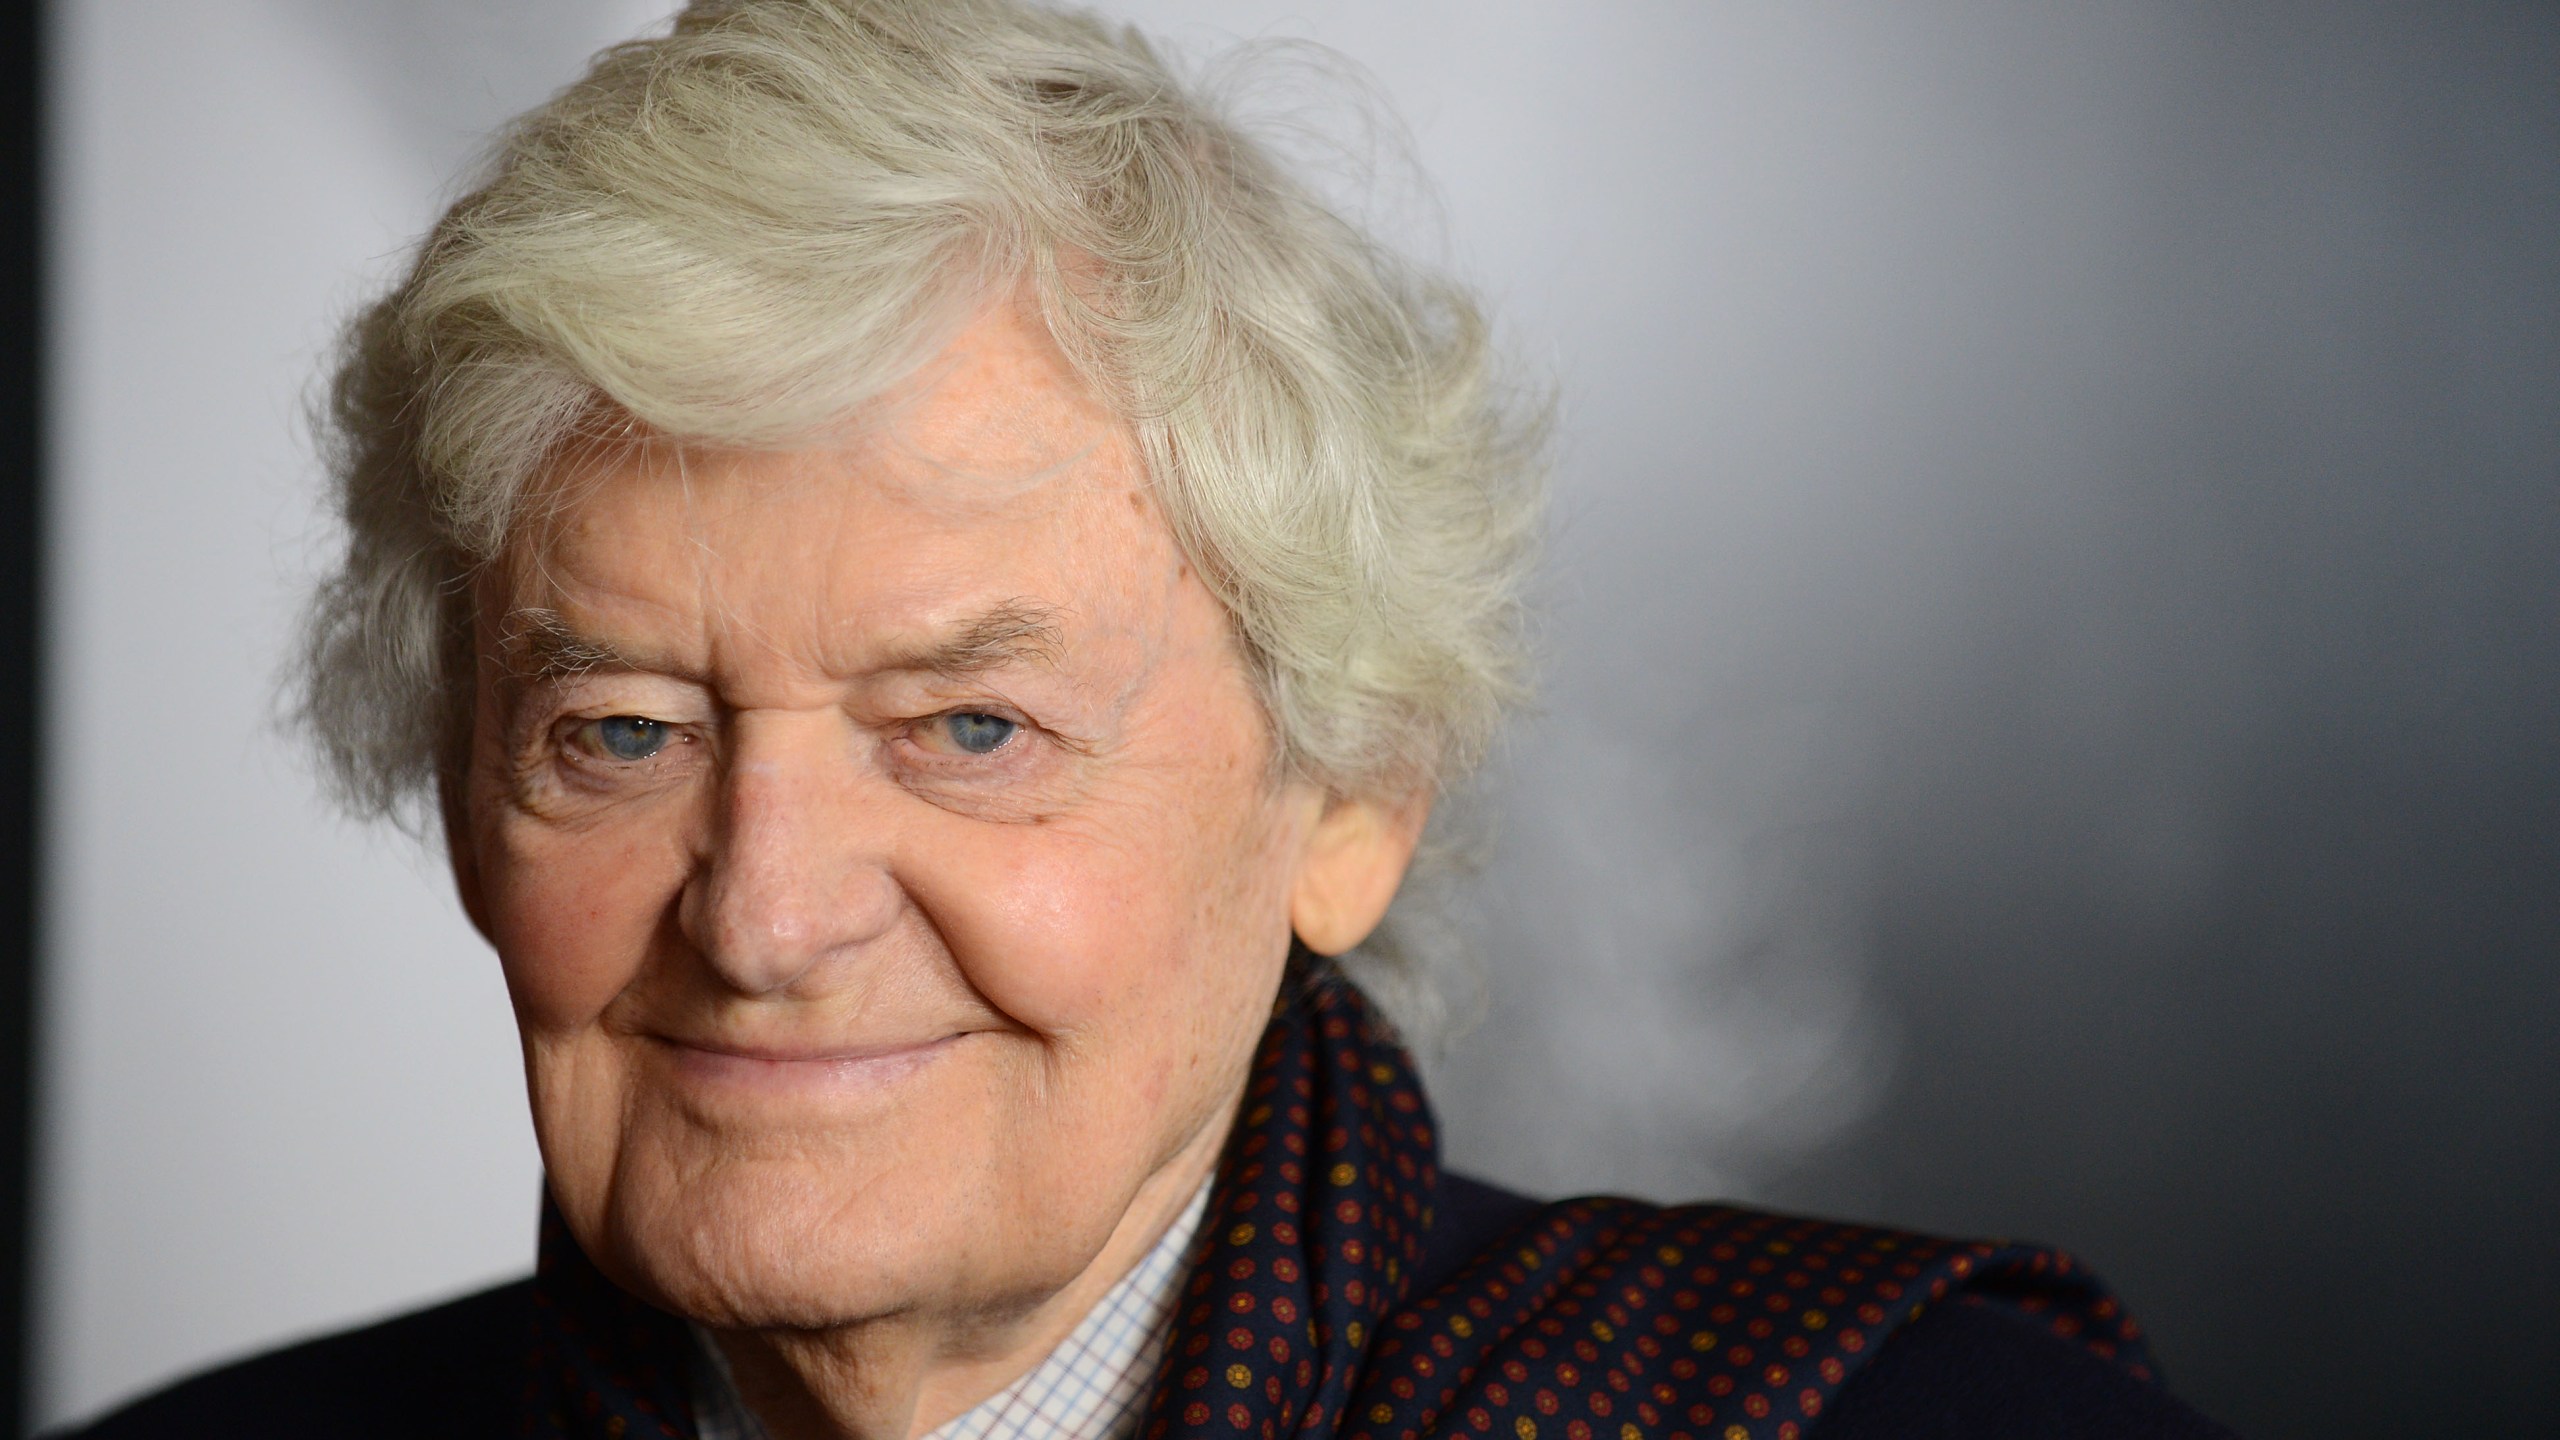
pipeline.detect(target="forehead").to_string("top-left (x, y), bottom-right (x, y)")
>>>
top-left (488, 299), bottom-right (1198, 676)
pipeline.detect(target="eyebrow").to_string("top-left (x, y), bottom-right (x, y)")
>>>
top-left (502, 607), bottom-right (635, 682)
top-left (888, 599), bottom-right (1067, 677)
top-left (495, 599), bottom-right (1067, 684)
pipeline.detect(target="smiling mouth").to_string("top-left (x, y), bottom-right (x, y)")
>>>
top-left (656, 1033), bottom-right (961, 1093)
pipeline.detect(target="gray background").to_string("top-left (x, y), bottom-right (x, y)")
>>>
top-left (34, 2), bottom-right (2558, 1436)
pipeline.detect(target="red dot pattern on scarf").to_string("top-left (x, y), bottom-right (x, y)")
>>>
top-left (1133, 983), bottom-right (2153, 1440)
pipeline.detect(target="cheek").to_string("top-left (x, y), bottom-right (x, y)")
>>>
top-left (907, 822), bottom-right (1165, 1031)
top-left (906, 779), bottom-right (1300, 1044)
top-left (481, 814), bottom-right (689, 1032)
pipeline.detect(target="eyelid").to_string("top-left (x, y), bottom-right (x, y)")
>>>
top-left (526, 665), bottom-right (712, 711)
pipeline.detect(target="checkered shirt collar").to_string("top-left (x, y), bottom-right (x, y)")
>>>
top-left (691, 1180), bottom-right (1212, 1440)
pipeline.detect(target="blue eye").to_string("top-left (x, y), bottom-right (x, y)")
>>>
top-left (942, 712), bottom-right (1018, 755)
top-left (592, 715), bottom-right (671, 762)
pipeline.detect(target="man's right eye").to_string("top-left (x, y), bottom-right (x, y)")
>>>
top-left (581, 715), bottom-right (672, 762)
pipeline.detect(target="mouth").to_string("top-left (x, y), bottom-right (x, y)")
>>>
top-left (654, 1032), bottom-right (963, 1094)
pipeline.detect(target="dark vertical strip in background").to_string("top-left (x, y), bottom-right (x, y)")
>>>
top-left (0, 0), bottom-right (42, 1432)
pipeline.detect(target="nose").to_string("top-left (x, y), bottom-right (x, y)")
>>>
top-left (678, 716), bottom-right (901, 997)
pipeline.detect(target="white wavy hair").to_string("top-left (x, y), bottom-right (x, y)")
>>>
top-left (298, 0), bottom-right (1547, 1041)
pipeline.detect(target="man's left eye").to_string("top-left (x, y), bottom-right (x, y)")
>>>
top-left (939, 712), bottom-right (1019, 755)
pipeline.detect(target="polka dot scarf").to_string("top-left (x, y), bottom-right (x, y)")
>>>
top-left (525, 980), bottom-right (2153, 1440)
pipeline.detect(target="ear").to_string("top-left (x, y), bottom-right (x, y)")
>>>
top-left (1290, 791), bottom-right (1432, 957)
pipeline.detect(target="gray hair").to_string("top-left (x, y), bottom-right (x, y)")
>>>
top-left (297, 0), bottom-right (1546, 1041)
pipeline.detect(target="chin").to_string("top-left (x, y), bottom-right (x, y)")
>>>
top-left (587, 1152), bottom-right (973, 1329)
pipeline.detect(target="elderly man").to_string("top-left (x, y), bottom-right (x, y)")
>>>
top-left (71, 2), bottom-right (2233, 1438)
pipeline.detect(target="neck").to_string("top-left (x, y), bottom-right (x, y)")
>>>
top-left (705, 1117), bottom-right (1227, 1440)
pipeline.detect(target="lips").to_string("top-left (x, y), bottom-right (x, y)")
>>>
top-left (655, 1031), bottom-right (961, 1094)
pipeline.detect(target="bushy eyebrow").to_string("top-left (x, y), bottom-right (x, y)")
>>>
top-left (493, 599), bottom-right (1067, 685)
top-left (501, 607), bottom-right (634, 682)
top-left (894, 599), bottom-right (1066, 677)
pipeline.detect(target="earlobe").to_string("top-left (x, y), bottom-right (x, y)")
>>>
top-left (1289, 793), bottom-right (1431, 957)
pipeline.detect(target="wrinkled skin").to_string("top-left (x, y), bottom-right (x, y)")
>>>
top-left (447, 296), bottom-right (1423, 1440)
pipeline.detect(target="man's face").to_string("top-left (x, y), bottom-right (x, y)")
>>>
top-left (453, 298), bottom-right (1323, 1331)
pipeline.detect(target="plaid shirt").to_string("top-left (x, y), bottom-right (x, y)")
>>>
top-left (691, 1182), bottom-right (1211, 1440)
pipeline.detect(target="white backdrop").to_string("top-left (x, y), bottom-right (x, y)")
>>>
top-left (38, 3), bottom-right (2559, 1435)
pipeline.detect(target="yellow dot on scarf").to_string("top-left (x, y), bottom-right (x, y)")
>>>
top-left (1689, 1331), bottom-right (1718, 1351)
top-left (1450, 1316), bottom-right (1474, 1338)
top-left (1229, 1223), bottom-right (1257, 1245)
top-left (1372, 1404), bottom-right (1394, 1423)
top-left (1331, 1163), bottom-right (1356, 1185)
top-left (1803, 1310), bottom-right (1828, 1330)
top-left (1516, 1418), bottom-right (1537, 1440)
top-left (1227, 1364), bottom-right (1253, 1389)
